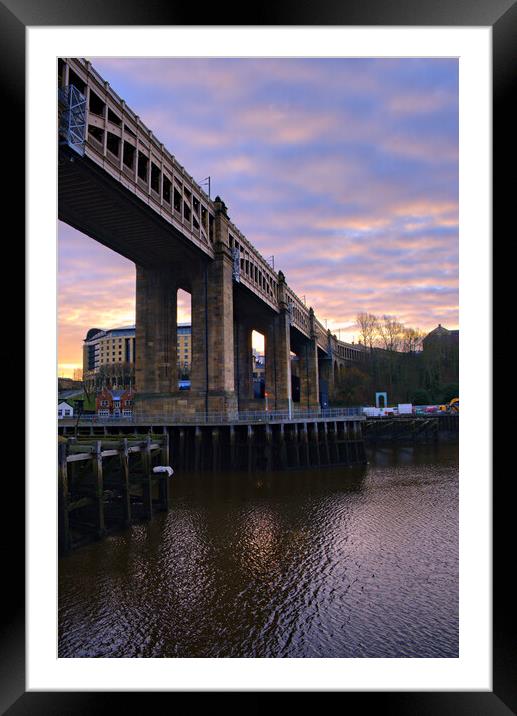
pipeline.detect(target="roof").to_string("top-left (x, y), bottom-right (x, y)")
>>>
top-left (98, 388), bottom-right (134, 399)
top-left (58, 389), bottom-right (84, 399)
top-left (84, 325), bottom-right (136, 342)
top-left (85, 327), bottom-right (103, 340)
top-left (424, 324), bottom-right (458, 339)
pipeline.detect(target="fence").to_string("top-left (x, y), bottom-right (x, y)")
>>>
top-left (60, 406), bottom-right (364, 426)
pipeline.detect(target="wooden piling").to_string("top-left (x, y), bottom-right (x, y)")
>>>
top-left (302, 423), bottom-right (310, 466)
top-left (279, 424), bottom-right (288, 469)
top-left (247, 425), bottom-right (254, 472)
top-left (212, 427), bottom-right (220, 472)
top-left (229, 425), bottom-right (236, 468)
top-left (194, 427), bottom-right (202, 471)
top-left (331, 422), bottom-right (340, 463)
top-left (158, 428), bottom-right (170, 511)
top-left (58, 442), bottom-right (70, 554)
top-left (120, 437), bottom-right (131, 526)
top-left (265, 424), bottom-right (272, 471)
top-left (141, 435), bottom-right (153, 519)
top-left (179, 428), bottom-right (185, 470)
top-left (312, 422), bottom-right (321, 466)
top-left (93, 440), bottom-right (106, 539)
top-left (293, 424), bottom-right (300, 468)
top-left (322, 422), bottom-right (330, 465)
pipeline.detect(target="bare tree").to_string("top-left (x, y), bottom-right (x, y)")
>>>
top-left (401, 326), bottom-right (425, 353)
top-left (356, 312), bottom-right (378, 351)
top-left (378, 315), bottom-right (404, 352)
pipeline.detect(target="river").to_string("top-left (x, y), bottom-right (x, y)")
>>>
top-left (58, 442), bottom-right (458, 658)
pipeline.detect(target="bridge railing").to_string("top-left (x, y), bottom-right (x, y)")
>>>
top-left (60, 407), bottom-right (364, 426)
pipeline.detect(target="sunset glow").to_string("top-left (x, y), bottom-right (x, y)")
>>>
top-left (58, 58), bottom-right (458, 377)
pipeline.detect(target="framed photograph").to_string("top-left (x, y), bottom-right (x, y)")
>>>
top-left (7, 0), bottom-right (507, 710)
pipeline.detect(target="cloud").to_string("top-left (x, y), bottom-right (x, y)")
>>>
top-left (58, 57), bottom-right (458, 374)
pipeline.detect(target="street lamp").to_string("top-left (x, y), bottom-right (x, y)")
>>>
top-left (200, 176), bottom-right (211, 198)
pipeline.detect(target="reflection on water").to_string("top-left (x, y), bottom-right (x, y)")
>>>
top-left (58, 443), bottom-right (458, 658)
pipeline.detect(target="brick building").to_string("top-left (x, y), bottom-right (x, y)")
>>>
top-left (96, 387), bottom-right (135, 417)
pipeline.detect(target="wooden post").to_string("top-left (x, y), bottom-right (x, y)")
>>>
top-left (212, 427), bottom-right (220, 472)
top-left (313, 422), bottom-right (321, 466)
top-left (179, 428), bottom-right (185, 470)
top-left (229, 425), bottom-right (236, 469)
top-left (142, 435), bottom-right (153, 519)
top-left (58, 442), bottom-right (70, 554)
top-left (158, 431), bottom-right (170, 511)
top-left (344, 435), bottom-right (350, 465)
top-left (279, 423), bottom-right (288, 469)
top-left (265, 423), bottom-right (272, 470)
top-left (331, 421), bottom-right (340, 463)
top-left (120, 438), bottom-right (131, 526)
top-left (194, 427), bottom-right (202, 472)
top-left (247, 425), bottom-right (254, 472)
top-left (293, 424), bottom-right (300, 468)
top-left (302, 423), bottom-right (310, 466)
top-left (93, 440), bottom-right (106, 538)
top-left (322, 422), bottom-right (330, 465)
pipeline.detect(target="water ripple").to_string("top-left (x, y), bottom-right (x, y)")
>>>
top-left (59, 443), bottom-right (458, 658)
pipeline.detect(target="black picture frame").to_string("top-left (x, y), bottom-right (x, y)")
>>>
top-left (5, 0), bottom-right (508, 711)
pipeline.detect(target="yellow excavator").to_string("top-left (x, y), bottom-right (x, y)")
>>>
top-left (439, 397), bottom-right (459, 414)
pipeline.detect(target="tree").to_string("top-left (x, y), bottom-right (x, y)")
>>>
top-left (334, 366), bottom-right (372, 406)
top-left (96, 362), bottom-right (134, 389)
top-left (378, 315), bottom-right (404, 352)
top-left (356, 312), bottom-right (378, 351)
top-left (441, 383), bottom-right (459, 403)
top-left (412, 388), bottom-right (432, 405)
top-left (401, 327), bottom-right (425, 353)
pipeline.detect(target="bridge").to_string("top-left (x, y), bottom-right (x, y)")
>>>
top-left (58, 58), bottom-right (366, 420)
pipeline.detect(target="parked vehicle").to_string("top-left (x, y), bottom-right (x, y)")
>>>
top-left (439, 398), bottom-right (459, 414)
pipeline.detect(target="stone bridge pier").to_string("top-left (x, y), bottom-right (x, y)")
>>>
top-left (131, 197), bottom-right (354, 421)
top-left (135, 201), bottom-right (238, 418)
top-left (290, 307), bottom-right (320, 411)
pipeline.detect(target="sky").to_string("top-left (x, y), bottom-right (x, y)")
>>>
top-left (58, 57), bottom-right (458, 377)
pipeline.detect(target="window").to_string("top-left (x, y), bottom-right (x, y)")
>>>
top-left (123, 142), bottom-right (135, 170)
top-left (106, 132), bottom-right (120, 157)
top-left (137, 153), bottom-right (148, 181)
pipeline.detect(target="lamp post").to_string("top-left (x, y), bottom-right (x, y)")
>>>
top-left (200, 176), bottom-right (211, 198)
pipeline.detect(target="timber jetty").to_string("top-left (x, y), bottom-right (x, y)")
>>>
top-left (58, 433), bottom-right (171, 553)
top-left (58, 412), bottom-right (367, 474)
top-left (363, 413), bottom-right (459, 443)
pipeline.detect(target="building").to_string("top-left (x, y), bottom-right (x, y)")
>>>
top-left (422, 324), bottom-right (459, 390)
top-left (177, 323), bottom-right (192, 378)
top-left (83, 326), bottom-right (136, 390)
top-left (96, 387), bottom-right (135, 417)
top-left (83, 323), bottom-right (192, 390)
top-left (252, 350), bottom-right (265, 380)
top-left (58, 401), bottom-right (74, 419)
top-left (252, 350), bottom-right (265, 399)
top-left (422, 324), bottom-right (459, 351)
